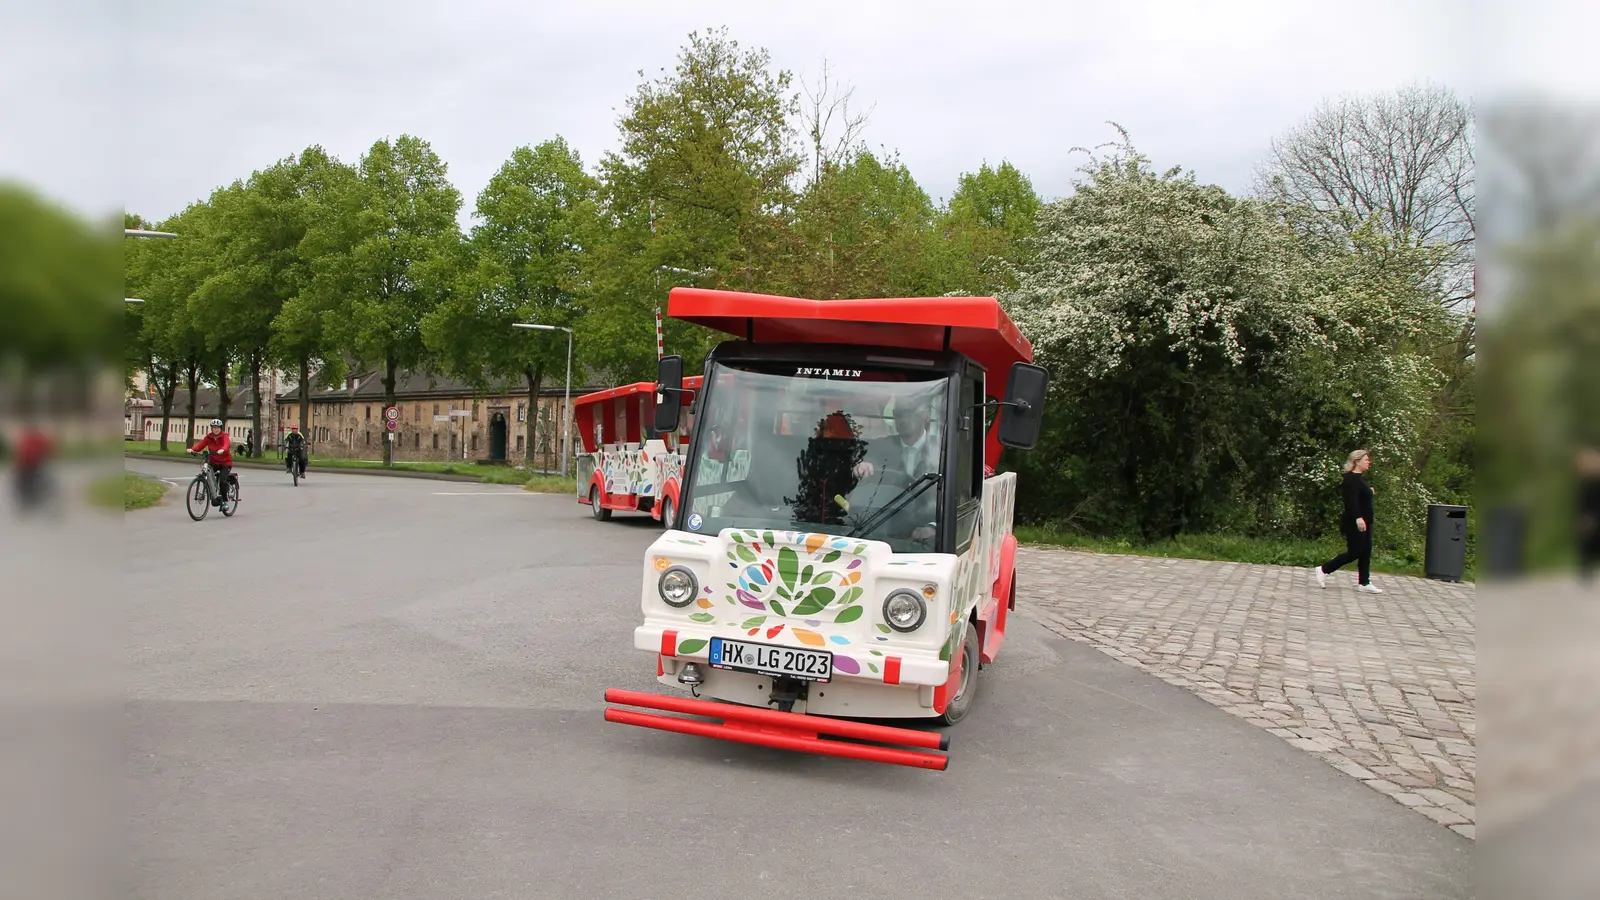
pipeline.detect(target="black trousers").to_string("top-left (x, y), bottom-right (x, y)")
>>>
top-left (1321, 525), bottom-right (1372, 585)
top-left (1581, 532), bottom-right (1600, 583)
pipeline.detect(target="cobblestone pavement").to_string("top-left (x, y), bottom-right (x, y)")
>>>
top-left (1017, 546), bottom-right (1477, 839)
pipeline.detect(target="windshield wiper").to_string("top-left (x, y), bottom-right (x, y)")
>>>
top-left (848, 472), bottom-right (941, 539)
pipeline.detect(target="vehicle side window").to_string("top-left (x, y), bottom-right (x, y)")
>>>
top-left (954, 374), bottom-right (981, 552)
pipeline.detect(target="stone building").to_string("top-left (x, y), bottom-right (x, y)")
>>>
top-left (274, 370), bottom-right (609, 470)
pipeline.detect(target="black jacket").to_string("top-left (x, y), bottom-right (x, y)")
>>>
top-left (1341, 471), bottom-right (1375, 533)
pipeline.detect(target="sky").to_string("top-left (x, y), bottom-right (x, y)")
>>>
top-left (3, 0), bottom-right (1587, 228)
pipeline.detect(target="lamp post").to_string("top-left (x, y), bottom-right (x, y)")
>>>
top-left (512, 322), bottom-right (574, 478)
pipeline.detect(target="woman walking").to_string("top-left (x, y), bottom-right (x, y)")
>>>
top-left (1313, 449), bottom-right (1383, 593)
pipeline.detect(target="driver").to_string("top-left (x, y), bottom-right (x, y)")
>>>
top-left (851, 398), bottom-right (939, 544)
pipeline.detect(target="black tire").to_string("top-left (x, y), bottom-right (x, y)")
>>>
top-left (661, 496), bottom-right (675, 529)
top-left (590, 484), bottom-right (612, 521)
top-left (185, 476), bottom-right (210, 521)
top-left (220, 479), bottom-right (240, 517)
top-left (936, 622), bottom-right (980, 726)
top-left (292, 465), bottom-right (299, 487)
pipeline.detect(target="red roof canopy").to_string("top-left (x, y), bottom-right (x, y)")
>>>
top-left (667, 288), bottom-right (1037, 468)
top-left (667, 287), bottom-right (1032, 384)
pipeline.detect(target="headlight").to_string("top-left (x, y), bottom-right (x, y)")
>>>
top-left (658, 566), bottom-right (698, 607)
top-left (882, 589), bottom-right (927, 632)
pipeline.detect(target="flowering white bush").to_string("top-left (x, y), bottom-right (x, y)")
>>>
top-left (1002, 138), bottom-right (1460, 545)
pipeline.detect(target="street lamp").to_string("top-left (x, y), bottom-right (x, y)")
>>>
top-left (125, 298), bottom-right (145, 303)
top-left (125, 229), bottom-right (179, 239)
top-left (512, 322), bottom-right (574, 478)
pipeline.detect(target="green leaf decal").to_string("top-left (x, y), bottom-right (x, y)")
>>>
top-left (811, 570), bottom-right (834, 585)
top-left (732, 533), bottom-right (745, 544)
top-left (868, 663), bottom-right (879, 674)
top-left (677, 638), bottom-right (708, 654)
top-left (778, 547), bottom-right (799, 590)
top-left (689, 612), bottom-right (715, 623)
top-left (741, 616), bottom-right (767, 628)
top-left (770, 600), bottom-right (787, 617)
top-left (833, 605), bottom-right (864, 623)
top-left (875, 624), bottom-right (892, 634)
top-left (776, 586), bottom-right (792, 600)
top-left (842, 586), bottom-right (863, 605)
top-left (763, 531), bottom-right (775, 547)
top-left (869, 650), bottom-right (883, 656)
top-left (822, 550), bottom-right (841, 563)
top-left (801, 564), bottom-right (814, 584)
top-left (792, 592), bottom-right (828, 617)
top-left (736, 545), bottom-right (757, 563)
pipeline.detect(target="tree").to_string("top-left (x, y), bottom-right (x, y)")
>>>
top-left (1257, 83), bottom-right (1475, 310)
top-left (311, 135), bottom-right (463, 465)
top-left (1005, 133), bottom-right (1449, 545)
top-left (935, 160), bottom-right (1042, 295)
top-left (273, 145), bottom-right (360, 438)
top-left (585, 28), bottom-right (803, 382)
top-left (787, 148), bottom-right (942, 299)
top-left (423, 138), bottom-right (599, 467)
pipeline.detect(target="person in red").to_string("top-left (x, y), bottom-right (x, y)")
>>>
top-left (188, 418), bottom-right (238, 504)
top-left (12, 421), bottom-right (56, 508)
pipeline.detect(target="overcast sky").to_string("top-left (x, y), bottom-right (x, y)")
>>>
top-left (5, 0), bottom-right (1590, 226)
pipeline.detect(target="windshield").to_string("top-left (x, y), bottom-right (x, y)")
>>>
top-left (681, 359), bottom-right (949, 552)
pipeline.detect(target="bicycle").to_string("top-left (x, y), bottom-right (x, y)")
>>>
top-left (285, 448), bottom-right (307, 487)
top-left (184, 452), bottom-right (239, 521)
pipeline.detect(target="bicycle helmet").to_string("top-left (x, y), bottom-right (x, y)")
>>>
top-left (209, 418), bottom-right (223, 428)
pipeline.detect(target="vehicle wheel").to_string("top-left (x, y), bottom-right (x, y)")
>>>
top-left (220, 480), bottom-right (240, 517)
top-left (292, 465), bottom-right (299, 487)
top-left (589, 484), bottom-right (611, 521)
top-left (185, 476), bottom-right (210, 521)
top-left (936, 623), bottom-right (980, 726)
top-left (661, 496), bottom-right (675, 529)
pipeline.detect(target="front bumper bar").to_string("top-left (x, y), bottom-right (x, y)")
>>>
top-left (602, 688), bottom-right (950, 770)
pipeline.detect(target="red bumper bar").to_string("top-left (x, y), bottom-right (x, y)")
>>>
top-left (603, 688), bottom-right (950, 770)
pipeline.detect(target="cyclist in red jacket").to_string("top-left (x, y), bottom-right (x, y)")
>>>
top-left (188, 419), bottom-right (238, 503)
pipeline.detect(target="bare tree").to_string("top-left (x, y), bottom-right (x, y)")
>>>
top-left (1256, 83), bottom-right (1476, 311)
top-left (800, 57), bottom-right (873, 186)
top-left (1479, 96), bottom-right (1600, 242)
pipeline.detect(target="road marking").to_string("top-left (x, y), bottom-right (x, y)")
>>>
top-left (430, 491), bottom-right (533, 496)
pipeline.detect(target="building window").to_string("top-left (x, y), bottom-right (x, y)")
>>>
top-left (516, 435), bottom-right (524, 453)
top-left (471, 434), bottom-right (478, 452)
top-left (414, 404), bottom-right (421, 422)
top-left (432, 433), bottom-right (439, 450)
top-left (413, 433), bottom-right (420, 449)
top-left (365, 431), bottom-right (370, 446)
top-left (433, 404), bottom-right (440, 416)
top-left (365, 405), bottom-right (371, 421)
top-left (450, 433), bottom-right (457, 451)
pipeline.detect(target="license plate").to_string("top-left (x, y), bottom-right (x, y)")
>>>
top-left (709, 637), bottom-right (833, 683)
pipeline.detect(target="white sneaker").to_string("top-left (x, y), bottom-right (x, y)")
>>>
top-left (1356, 582), bottom-right (1383, 594)
top-left (1312, 566), bottom-right (1327, 588)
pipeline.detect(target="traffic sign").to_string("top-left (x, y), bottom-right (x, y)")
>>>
top-left (385, 407), bottom-right (398, 421)
top-left (385, 419), bottom-right (397, 431)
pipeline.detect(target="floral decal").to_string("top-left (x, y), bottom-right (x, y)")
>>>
top-left (715, 529), bottom-right (875, 645)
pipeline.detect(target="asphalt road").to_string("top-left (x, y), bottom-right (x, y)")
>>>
top-left (125, 459), bottom-right (1472, 900)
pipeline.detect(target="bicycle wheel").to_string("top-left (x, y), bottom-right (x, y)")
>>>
top-left (220, 478), bottom-right (240, 517)
top-left (292, 464), bottom-right (299, 487)
top-left (186, 476), bottom-right (210, 521)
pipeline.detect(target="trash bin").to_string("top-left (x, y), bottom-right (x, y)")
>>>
top-left (1424, 503), bottom-right (1468, 582)
top-left (1483, 505), bottom-right (1526, 578)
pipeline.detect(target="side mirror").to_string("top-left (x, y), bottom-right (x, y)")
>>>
top-left (653, 355), bottom-right (685, 434)
top-left (997, 361), bottom-right (1048, 450)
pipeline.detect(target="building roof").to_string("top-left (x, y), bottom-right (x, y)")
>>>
top-left (274, 370), bottom-right (613, 404)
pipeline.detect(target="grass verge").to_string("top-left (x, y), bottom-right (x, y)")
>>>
top-left (1013, 523), bottom-right (1475, 583)
top-left (98, 471), bottom-right (168, 511)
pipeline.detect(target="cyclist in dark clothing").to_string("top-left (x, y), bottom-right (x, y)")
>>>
top-left (283, 426), bottom-right (308, 479)
top-left (1314, 449), bottom-right (1382, 593)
